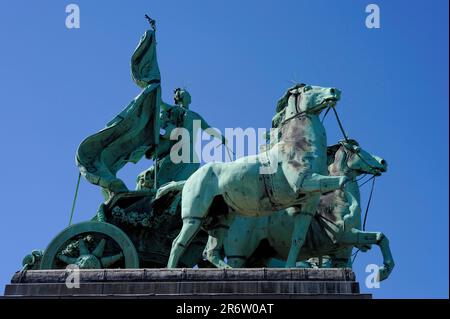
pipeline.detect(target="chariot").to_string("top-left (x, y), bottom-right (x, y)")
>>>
top-left (30, 187), bottom-right (207, 270)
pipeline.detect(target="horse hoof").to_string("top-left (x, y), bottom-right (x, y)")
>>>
top-left (218, 260), bottom-right (232, 269)
top-left (208, 258), bottom-right (232, 269)
top-left (378, 267), bottom-right (390, 281)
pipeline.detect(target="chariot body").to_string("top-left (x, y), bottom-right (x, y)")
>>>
top-left (32, 188), bottom-right (208, 270)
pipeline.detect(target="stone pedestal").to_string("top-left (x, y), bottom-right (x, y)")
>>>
top-left (4, 268), bottom-right (371, 299)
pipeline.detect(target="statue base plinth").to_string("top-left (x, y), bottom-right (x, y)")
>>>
top-left (4, 268), bottom-right (371, 299)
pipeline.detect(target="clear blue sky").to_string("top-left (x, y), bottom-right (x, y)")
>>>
top-left (0, 0), bottom-right (448, 298)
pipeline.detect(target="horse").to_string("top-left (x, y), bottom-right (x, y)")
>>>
top-left (167, 84), bottom-right (349, 268)
top-left (223, 139), bottom-right (395, 281)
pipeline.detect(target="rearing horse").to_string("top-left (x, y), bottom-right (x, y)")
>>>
top-left (167, 84), bottom-right (349, 268)
top-left (223, 139), bottom-right (394, 281)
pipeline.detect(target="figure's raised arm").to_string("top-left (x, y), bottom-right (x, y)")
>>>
top-left (195, 113), bottom-right (227, 145)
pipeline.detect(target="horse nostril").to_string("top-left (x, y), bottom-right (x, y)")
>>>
top-left (379, 159), bottom-right (387, 172)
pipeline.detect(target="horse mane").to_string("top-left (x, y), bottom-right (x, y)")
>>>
top-left (327, 139), bottom-right (360, 164)
top-left (327, 139), bottom-right (360, 172)
top-left (276, 83), bottom-right (306, 112)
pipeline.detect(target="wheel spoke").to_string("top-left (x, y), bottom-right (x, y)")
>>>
top-left (92, 239), bottom-right (106, 257)
top-left (58, 254), bottom-right (77, 265)
top-left (101, 252), bottom-right (123, 267)
top-left (78, 239), bottom-right (89, 255)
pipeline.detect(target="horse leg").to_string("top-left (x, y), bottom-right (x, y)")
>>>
top-left (203, 214), bottom-right (235, 268)
top-left (226, 256), bottom-right (247, 268)
top-left (299, 173), bottom-right (349, 193)
top-left (224, 217), bottom-right (265, 268)
top-left (167, 165), bottom-right (220, 268)
top-left (224, 232), bottom-right (250, 268)
top-left (286, 196), bottom-right (320, 268)
top-left (341, 229), bottom-right (395, 281)
top-left (167, 217), bottom-right (203, 268)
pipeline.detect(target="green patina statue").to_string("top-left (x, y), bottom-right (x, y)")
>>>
top-left (136, 88), bottom-right (226, 190)
top-left (19, 18), bottom-right (393, 282)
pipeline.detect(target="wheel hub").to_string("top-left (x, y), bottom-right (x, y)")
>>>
top-left (76, 254), bottom-right (101, 269)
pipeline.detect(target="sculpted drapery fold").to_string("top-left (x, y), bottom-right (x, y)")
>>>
top-left (76, 30), bottom-right (161, 194)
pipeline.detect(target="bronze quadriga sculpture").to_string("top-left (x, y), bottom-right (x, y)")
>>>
top-left (16, 19), bottom-right (393, 293)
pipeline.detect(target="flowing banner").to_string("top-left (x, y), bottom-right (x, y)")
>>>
top-left (76, 30), bottom-right (161, 194)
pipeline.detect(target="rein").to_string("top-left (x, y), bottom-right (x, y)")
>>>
top-left (331, 106), bottom-right (349, 141)
top-left (68, 172), bottom-right (81, 226)
top-left (363, 177), bottom-right (376, 231)
top-left (321, 106), bottom-right (331, 123)
top-left (351, 175), bottom-right (376, 265)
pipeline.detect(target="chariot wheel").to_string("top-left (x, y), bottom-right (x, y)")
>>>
top-left (40, 221), bottom-right (139, 269)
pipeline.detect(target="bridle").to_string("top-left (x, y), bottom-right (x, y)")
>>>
top-left (339, 141), bottom-right (382, 176)
top-left (279, 88), bottom-right (334, 127)
top-left (280, 91), bottom-right (305, 126)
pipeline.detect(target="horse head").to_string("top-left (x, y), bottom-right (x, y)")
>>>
top-left (276, 84), bottom-right (341, 125)
top-left (328, 139), bottom-right (387, 177)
